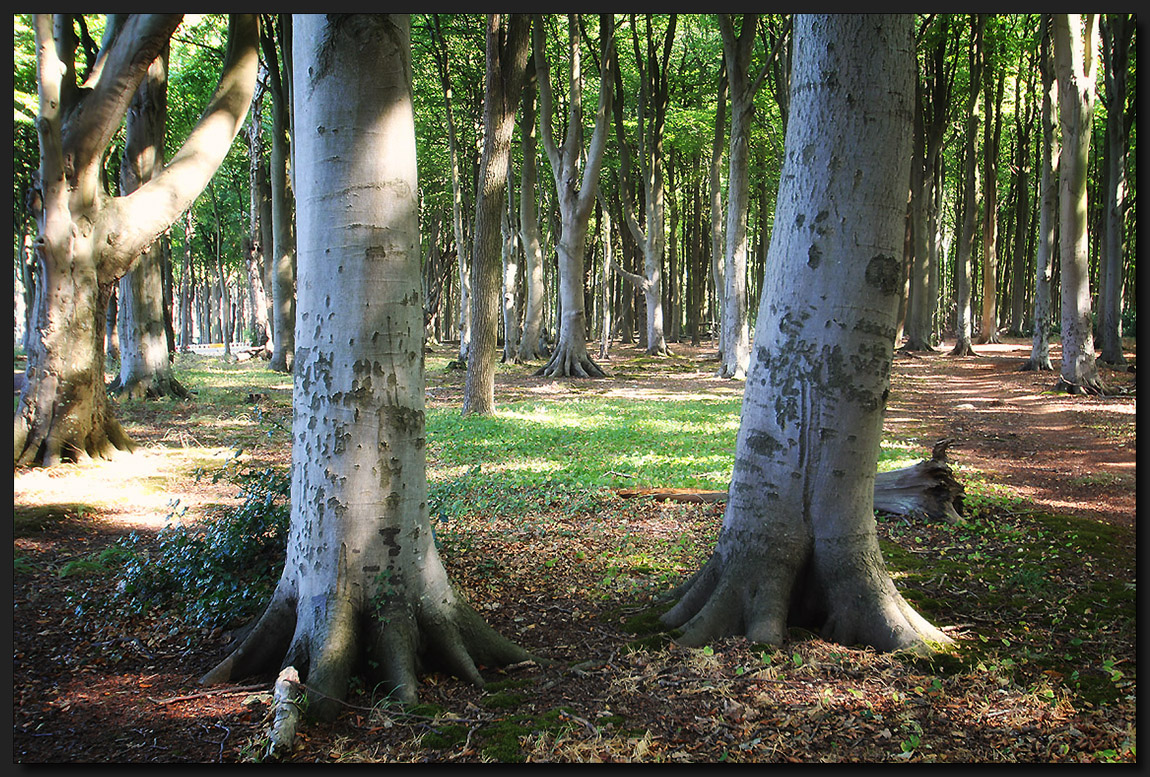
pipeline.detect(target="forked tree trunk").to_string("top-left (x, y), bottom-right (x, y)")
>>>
top-left (16, 14), bottom-right (257, 467)
top-left (533, 14), bottom-right (614, 379)
top-left (204, 15), bottom-right (532, 721)
top-left (662, 14), bottom-right (949, 654)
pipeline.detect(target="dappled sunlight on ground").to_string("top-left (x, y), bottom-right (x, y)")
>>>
top-left (14, 445), bottom-right (243, 529)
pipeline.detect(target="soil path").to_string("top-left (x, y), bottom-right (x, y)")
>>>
top-left (883, 339), bottom-right (1136, 528)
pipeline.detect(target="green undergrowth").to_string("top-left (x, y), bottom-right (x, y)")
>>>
top-left (877, 478), bottom-right (1135, 710)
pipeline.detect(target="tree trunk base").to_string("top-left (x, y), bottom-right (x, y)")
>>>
top-left (949, 340), bottom-right (979, 357)
top-left (535, 342), bottom-right (608, 378)
top-left (1019, 357), bottom-right (1054, 372)
top-left (1055, 376), bottom-right (1105, 396)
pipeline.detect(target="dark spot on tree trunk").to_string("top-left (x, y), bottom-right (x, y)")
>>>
top-left (865, 254), bottom-right (902, 295)
top-left (745, 431), bottom-right (784, 457)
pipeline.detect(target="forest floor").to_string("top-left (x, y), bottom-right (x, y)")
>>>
top-left (12, 336), bottom-right (1137, 763)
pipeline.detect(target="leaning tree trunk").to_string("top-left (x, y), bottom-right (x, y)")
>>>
top-left (204, 15), bottom-right (533, 726)
top-left (16, 14), bottom-right (258, 468)
top-left (1053, 14), bottom-right (1103, 394)
top-left (662, 14), bottom-right (949, 653)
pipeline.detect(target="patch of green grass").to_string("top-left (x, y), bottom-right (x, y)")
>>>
top-left (426, 398), bottom-right (931, 521)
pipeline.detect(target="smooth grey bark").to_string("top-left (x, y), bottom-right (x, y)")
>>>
top-left (244, 76), bottom-right (271, 351)
top-left (16, 14), bottom-right (258, 467)
top-left (597, 196), bottom-right (613, 359)
top-left (112, 43), bottom-right (188, 399)
top-left (517, 57), bottom-right (548, 363)
top-left (976, 36), bottom-right (1004, 345)
top-left (1097, 13), bottom-right (1133, 366)
top-left (430, 15), bottom-right (472, 363)
top-left (533, 14), bottom-right (614, 379)
top-left (204, 15), bottom-right (533, 721)
top-left (262, 15), bottom-right (295, 374)
top-left (1007, 44), bottom-right (1035, 337)
top-left (609, 14), bottom-right (677, 357)
top-left (177, 210), bottom-right (195, 352)
top-left (1024, 16), bottom-right (1058, 373)
top-left (709, 65), bottom-right (727, 358)
top-left (715, 15), bottom-right (789, 379)
top-left (501, 153), bottom-right (522, 363)
top-left (950, 15), bottom-right (983, 358)
top-left (462, 14), bottom-right (531, 415)
top-left (1053, 14), bottom-right (1103, 394)
top-left (662, 14), bottom-right (948, 654)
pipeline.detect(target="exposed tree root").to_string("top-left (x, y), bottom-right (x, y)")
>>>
top-left (202, 578), bottom-right (542, 724)
top-left (1055, 377), bottom-right (1106, 396)
top-left (949, 341), bottom-right (979, 357)
top-left (1019, 357), bottom-right (1054, 372)
top-left (661, 525), bottom-right (952, 653)
top-left (535, 341), bottom-right (608, 378)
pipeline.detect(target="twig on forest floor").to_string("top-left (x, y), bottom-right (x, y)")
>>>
top-left (150, 683), bottom-right (268, 705)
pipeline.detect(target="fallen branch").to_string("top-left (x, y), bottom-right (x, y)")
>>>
top-left (616, 439), bottom-right (965, 524)
top-left (266, 666), bottom-right (304, 760)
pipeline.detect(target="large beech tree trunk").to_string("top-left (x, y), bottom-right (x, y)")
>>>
top-left (662, 14), bottom-right (949, 653)
top-left (204, 15), bottom-right (532, 722)
top-left (16, 14), bottom-right (258, 467)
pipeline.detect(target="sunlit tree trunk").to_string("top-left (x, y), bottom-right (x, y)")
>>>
top-left (1052, 14), bottom-right (1103, 394)
top-left (463, 13), bottom-right (531, 414)
top-left (663, 14), bottom-right (949, 654)
top-left (204, 15), bottom-right (533, 721)
top-left (16, 14), bottom-right (258, 467)
top-left (976, 36), bottom-right (1004, 345)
